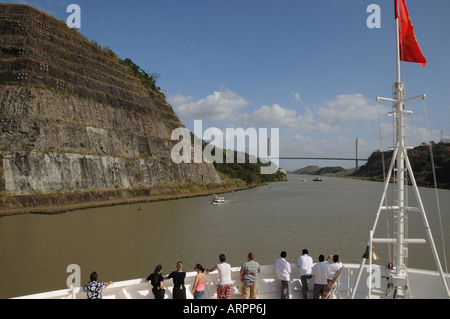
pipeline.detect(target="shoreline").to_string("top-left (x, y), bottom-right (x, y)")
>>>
top-left (0, 182), bottom-right (263, 217)
top-left (290, 172), bottom-right (450, 190)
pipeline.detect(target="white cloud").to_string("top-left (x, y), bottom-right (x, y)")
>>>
top-left (168, 94), bottom-right (194, 107)
top-left (170, 90), bottom-right (390, 136)
top-left (169, 88), bottom-right (440, 168)
top-left (247, 104), bottom-right (297, 128)
top-left (315, 93), bottom-right (387, 125)
top-left (291, 92), bottom-right (301, 102)
top-left (245, 104), bottom-right (334, 133)
top-left (245, 93), bottom-right (387, 133)
top-left (169, 88), bottom-right (249, 122)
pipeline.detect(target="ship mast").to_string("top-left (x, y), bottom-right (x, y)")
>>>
top-left (352, 1), bottom-right (450, 298)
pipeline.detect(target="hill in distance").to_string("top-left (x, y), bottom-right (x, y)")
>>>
top-left (289, 165), bottom-right (353, 177)
top-left (289, 142), bottom-right (450, 189)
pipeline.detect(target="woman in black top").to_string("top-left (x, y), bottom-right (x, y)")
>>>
top-left (165, 261), bottom-right (186, 299)
top-left (146, 264), bottom-right (165, 299)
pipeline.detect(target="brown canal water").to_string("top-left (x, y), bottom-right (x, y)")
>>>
top-left (0, 174), bottom-right (449, 298)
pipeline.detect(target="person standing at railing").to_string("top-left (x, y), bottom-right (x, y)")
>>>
top-left (297, 249), bottom-right (313, 299)
top-left (275, 251), bottom-right (291, 299)
top-left (192, 264), bottom-right (206, 299)
top-left (239, 252), bottom-right (261, 299)
top-left (207, 254), bottom-right (233, 299)
top-left (83, 271), bottom-right (113, 299)
top-left (146, 264), bottom-right (165, 299)
top-left (165, 261), bottom-right (186, 299)
top-left (311, 255), bottom-right (330, 299)
top-left (326, 255), bottom-right (343, 283)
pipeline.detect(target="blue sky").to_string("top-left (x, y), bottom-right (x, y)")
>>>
top-left (4, 0), bottom-right (450, 170)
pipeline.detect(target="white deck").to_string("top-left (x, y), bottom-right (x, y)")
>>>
top-left (13, 263), bottom-right (450, 299)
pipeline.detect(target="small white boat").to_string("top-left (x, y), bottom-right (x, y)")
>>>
top-left (212, 195), bottom-right (225, 204)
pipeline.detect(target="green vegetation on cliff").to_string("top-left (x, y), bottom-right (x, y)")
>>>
top-left (353, 142), bottom-right (450, 189)
top-left (120, 57), bottom-right (162, 95)
top-left (213, 150), bottom-right (287, 185)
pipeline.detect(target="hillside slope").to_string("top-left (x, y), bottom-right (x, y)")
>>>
top-left (0, 3), bottom-right (220, 197)
top-left (352, 142), bottom-right (450, 189)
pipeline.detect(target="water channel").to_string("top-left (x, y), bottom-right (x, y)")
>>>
top-left (0, 174), bottom-right (448, 299)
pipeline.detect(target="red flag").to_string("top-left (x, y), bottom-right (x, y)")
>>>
top-left (395, 0), bottom-right (427, 66)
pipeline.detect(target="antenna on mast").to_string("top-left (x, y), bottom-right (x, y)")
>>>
top-left (351, 0), bottom-right (450, 299)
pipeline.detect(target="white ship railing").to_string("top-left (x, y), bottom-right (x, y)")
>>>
top-left (12, 263), bottom-right (450, 299)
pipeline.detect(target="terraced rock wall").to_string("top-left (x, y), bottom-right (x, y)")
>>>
top-left (0, 4), bottom-right (221, 195)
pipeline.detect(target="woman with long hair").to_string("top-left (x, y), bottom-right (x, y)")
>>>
top-left (192, 264), bottom-right (206, 299)
top-left (146, 264), bottom-right (165, 299)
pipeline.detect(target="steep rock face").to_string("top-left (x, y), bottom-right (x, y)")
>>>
top-left (2, 151), bottom-right (219, 194)
top-left (0, 4), bottom-right (221, 195)
top-left (352, 143), bottom-right (450, 189)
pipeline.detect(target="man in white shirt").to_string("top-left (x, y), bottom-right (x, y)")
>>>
top-left (297, 249), bottom-right (313, 299)
top-left (207, 254), bottom-right (233, 299)
top-left (326, 255), bottom-right (343, 282)
top-left (311, 254), bottom-right (330, 299)
top-left (275, 251), bottom-right (291, 299)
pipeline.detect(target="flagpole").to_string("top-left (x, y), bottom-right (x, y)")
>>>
top-left (391, 0), bottom-right (449, 298)
top-left (395, 3), bottom-right (401, 83)
top-left (352, 1), bottom-right (449, 298)
top-left (393, 0), bottom-right (408, 289)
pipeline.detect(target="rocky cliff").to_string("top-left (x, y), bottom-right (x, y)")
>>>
top-left (0, 4), bottom-right (221, 197)
top-left (352, 142), bottom-right (450, 189)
